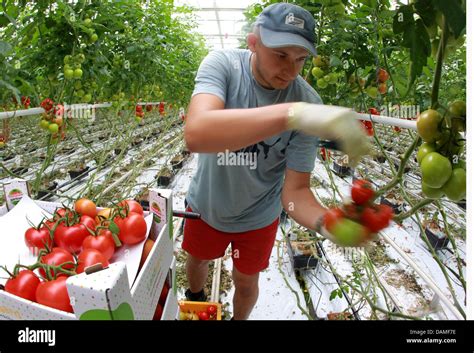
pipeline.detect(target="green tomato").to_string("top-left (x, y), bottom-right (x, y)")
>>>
top-left (64, 69), bottom-right (74, 80)
top-left (422, 182), bottom-right (444, 199)
top-left (420, 152), bottom-right (452, 188)
top-left (77, 53), bottom-right (85, 63)
top-left (417, 109), bottom-right (442, 143)
top-left (90, 33), bottom-right (98, 43)
top-left (74, 68), bottom-right (83, 79)
top-left (441, 168), bottom-right (466, 202)
top-left (327, 72), bottom-right (338, 84)
top-left (311, 67), bottom-right (325, 79)
top-left (312, 55), bottom-right (326, 67)
top-left (48, 123), bottom-right (59, 134)
top-left (64, 55), bottom-right (72, 64)
top-left (448, 100), bottom-right (466, 117)
top-left (329, 218), bottom-right (368, 247)
top-left (77, 89), bottom-right (85, 97)
top-left (417, 143), bottom-right (436, 164)
top-left (74, 81), bottom-right (82, 90)
top-left (317, 78), bottom-right (328, 89)
top-left (366, 86), bottom-right (378, 99)
top-left (83, 94), bottom-right (92, 103)
top-left (84, 18), bottom-right (92, 27)
top-left (40, 119), bottom-right (50, 130)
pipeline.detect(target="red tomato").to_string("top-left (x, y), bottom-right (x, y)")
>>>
top-left (118, 199), bottom-right (144, 215)
top-left (351, 180), bottom-right (374, 205)
top-left (377, 68), bottom-right (389, 83)
top-left (39, 247), bottom-right (75, 278)
top-left (24, 227), bottom-right (53, 254)
top-left (74, 198), bottom-right (97, 218)
top-left (159, 281), bottom-right (170, 305)
top-left (146, 104), bottom-right (153, 112)
top-left (368, 108), bottom-right (380, 115)
top-left (114, 213), bottom-right (147, 245)
top-left (361, 204), bottom-right (394, 233)
top-left (5, 270), bottom-right (41, 302)
top-left (53, 207), bottom-right (74, 222)
top-left (54, 222), bottom-right (90, 254)
top-left (82, 232), bottom-right (116, 261)
top-left (76, 249), bottom-right (109, 274)
top-left (40, 98), bottom-right (54, 112)
top-left (36, 276), bottom-right (73, 313)
top-left (323, 208), bottom-right (344, 232)
top-left (393, 126), bottom-right (401, 133)
top-left (153, 303), bottom-right (163, 320)
top-left (198, 311), bottom-right (210, 320)
top-left (80, 215), bottom-right (96, 232)
top-left (320, 147), bottom-right (330, 161)
top-left (207, 305), bottom-right (217, 319)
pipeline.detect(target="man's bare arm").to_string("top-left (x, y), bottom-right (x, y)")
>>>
top-left (184, 93), bottom-right (292, 153)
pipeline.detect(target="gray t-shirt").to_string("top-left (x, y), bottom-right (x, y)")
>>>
top-left (186, 49), bottom-right (322, 232)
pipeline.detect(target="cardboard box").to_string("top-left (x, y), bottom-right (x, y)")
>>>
top-left (0, 188), bottom-right (175, 320)
top-left (2, 178), bottom-right (30, 210)
top-left (161, 256), bottom-right (178, 320)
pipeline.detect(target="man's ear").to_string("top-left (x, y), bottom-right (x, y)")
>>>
top-left (247, 33), bottom-right (258, 52)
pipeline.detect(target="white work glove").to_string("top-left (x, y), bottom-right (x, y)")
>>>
top-left (287, 103), bottom-right (371, 167)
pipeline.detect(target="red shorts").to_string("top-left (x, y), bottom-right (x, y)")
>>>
top-left (182, 207), bottom-right (279, 275)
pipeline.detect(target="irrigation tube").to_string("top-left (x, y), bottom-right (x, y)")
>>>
top-left (357, 113), bottom-right (418, 130)
top-left (379, 232), bottom-right (465, 320)
top-left (0, 103), bottom-right (112, 120)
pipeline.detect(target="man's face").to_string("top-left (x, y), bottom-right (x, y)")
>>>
top-left (252, 41), bottom-right (309, 90)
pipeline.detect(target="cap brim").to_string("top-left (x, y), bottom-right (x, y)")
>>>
top-left (259, 26), bottom-right (317, 57)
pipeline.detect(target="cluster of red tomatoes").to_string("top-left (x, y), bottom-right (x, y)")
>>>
top-left (39, 98), bottom-right (66, 141)
top-left (416, 102), bottom-right (466, 202)
top-left (323, 180), bottom-right (394, 247)
top-left (3, 198), bottom-right (147, 313)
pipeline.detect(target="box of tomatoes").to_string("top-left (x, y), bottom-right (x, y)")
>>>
top-left (0, 183), bottom-right (177, 320)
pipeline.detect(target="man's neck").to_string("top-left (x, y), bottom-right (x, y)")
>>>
top-left (250, 53), bottom-right (274, 90)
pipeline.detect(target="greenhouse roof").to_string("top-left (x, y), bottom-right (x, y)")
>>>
top-left (174, 0), bottom-right (260, 50)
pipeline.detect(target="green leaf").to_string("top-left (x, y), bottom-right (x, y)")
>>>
top-left (329, 289), bottom-right (338, 301)
top-left (393, 5), bottom-right (414, 34)
top-left (0, 41), bottom-right (12, 55)
top-left (432, 0), bottom-right (466, 38)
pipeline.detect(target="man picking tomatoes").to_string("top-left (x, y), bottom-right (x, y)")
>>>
top-left (183, 3), bottom-right (370, 320)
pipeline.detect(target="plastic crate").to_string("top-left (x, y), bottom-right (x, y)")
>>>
top-left (178, 301), bottom-right (222, 320)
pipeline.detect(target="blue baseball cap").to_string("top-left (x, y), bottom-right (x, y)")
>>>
top-left (254, 3), bottom-right (317, 56)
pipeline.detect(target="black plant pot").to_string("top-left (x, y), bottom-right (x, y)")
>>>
top-left (139, 200), bottom-right (150, 211)
top-left (68, 166), bottom-right (90, 179)
top-left (11, 167), bottom-right (29, 175)
top-left (375, 156), bottom-right (386, 163)
top-left (114, 148), bottom-right (122, 156)
top-left (394, 162), bottom-right (411, 173)
top-left (286, 234), bottom-right (320, 270)
top-left (157, 174), bottom-right (172, 187)
top-left (423, 225), bottom-right (449, 250)
top-left (456, 200), bottom-right (466, 210)
top-left (170, 157), bottom-right (184, 171)
top-left (332, 161), bottom-right (351, 177)
top-left (37, 181), bottom-right (57, 199)
top-left (381, 196), bottom-right (403, 214)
